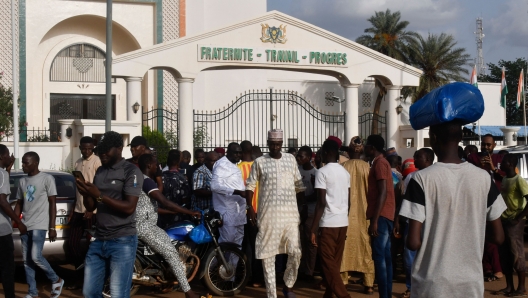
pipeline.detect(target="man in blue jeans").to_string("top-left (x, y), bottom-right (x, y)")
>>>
top-left (364, 135), bottom-right (395, 298)
top-left (15, 152), bottom-right (64, 298)
top-left (76, 131), bottom-right (144, 298)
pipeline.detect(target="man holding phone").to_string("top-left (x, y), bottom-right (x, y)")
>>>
top-left (467, 134), bottom-right (504, 189)
top-left (68, 136), bottom-right (101, 289)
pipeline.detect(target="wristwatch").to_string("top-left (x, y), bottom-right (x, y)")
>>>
top-left (96, 196), bottom-right (103, 203)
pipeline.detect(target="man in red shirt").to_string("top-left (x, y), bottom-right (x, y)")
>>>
top-left (364, 135), bottom-right (395, 298)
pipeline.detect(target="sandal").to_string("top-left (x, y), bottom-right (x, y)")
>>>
top-left (507, 291), bottom-right (528, 297)
top-left (399, 289), bottom-right (411, 298)
top-left (365, 286), bottom-right (374, 295)
top-left (50, 278), bottom-right (65, 298)
top-left (493, 288), bottom-right (512, 296)
top-left (485, 275), bottom-right (501, 282)
top-left (282, 287), bottom-right (297, 298)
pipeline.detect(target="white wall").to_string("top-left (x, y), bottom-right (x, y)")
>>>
top-left (478, 83), bottom-right (504, 126)
top-left (187, 0), bottom-right (266, 36)
top-left (26, 0), bottom-right (156, 128)
top-left (3, 143), bottom-right (68, 171)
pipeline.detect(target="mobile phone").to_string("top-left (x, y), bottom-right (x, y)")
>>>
top-left (72, 171), bottom-right (85, 181)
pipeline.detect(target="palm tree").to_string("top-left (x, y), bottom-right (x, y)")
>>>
top-left (356, 9), bottom-right (418, 133)
top-left (408, 33), bottom-right (470, 101)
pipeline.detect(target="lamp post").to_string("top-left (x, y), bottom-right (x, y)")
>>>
top-left (105, 0), bottom-right (113, 131)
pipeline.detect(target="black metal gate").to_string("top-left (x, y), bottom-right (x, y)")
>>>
top-left (142, 108), bottom-right (178, 165)
top-left (49, 93), bottom-right (115, 141)
top-left (358, 112), bottom-right (388, 146)
top-left (193, 89), bottom-right (345, 152)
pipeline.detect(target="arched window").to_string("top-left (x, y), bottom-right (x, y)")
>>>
top-left (50, 43), bottom-right (106, 82)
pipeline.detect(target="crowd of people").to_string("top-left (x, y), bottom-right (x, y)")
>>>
top-left (0, 124), bottom-right (527, 298)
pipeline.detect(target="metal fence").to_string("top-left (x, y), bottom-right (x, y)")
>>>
top-left (0, 127), bottom-right (57, 142)
top-left (142, 108), bottom-right (178, 165)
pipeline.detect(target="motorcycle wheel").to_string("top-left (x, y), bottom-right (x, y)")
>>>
top-left (102, 257), bottom-right (142, 297)
top-left (202, 247), bottom-right (249, 296)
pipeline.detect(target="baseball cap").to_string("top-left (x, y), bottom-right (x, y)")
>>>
top-left (128, 136), bottom-right (148, 147)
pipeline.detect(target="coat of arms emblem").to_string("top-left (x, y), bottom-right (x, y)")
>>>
top-left (260, 24), bottom-right (287, 44)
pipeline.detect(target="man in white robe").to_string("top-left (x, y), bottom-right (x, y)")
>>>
top-left (211, 143), bottom-right (247, 246)
top-left (246, 129), bottom-right (305, 298)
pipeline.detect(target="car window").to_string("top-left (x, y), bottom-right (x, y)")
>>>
top-left (8, 173), bottom-right (76, 201)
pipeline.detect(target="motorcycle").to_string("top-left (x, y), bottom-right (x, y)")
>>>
top-left (101, 209), bottom-right (249, 297)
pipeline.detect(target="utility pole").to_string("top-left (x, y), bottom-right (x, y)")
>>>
top-left (105, 0), bottom-right (113, 131)
top-left (12, 0), bottom-right (19, 170)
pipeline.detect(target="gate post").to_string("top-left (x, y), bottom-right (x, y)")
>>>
top-left (343, 83), bottom-right (360, 143)
top-left (177, 78), bottom-right (195, 159)
top-left (386, 85), bottom-right (402, 149)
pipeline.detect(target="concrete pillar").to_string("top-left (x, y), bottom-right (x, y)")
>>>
top-left (177, 78), bottom-right (195, 159)
top-left (500, 127), bottom-right (520, 146)
top-left (125, 77), bottom-right (143, 123)
top-left (343, 83), bottom-right (360, 143)
top-left (58, 119), bottom-right (75, 170)
top-left (386, 85), bottom-right (402, 149)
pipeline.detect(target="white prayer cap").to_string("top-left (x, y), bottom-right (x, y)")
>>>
top-left (268, 129), bottom-right (284, 141)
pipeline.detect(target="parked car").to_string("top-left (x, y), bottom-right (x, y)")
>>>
top-left (9, 170), bottom-right (77, 263)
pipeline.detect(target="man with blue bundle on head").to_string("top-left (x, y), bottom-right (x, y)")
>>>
top-left (400, 82), bottom-right (507, 297)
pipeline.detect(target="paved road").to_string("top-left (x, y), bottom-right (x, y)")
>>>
top-left (0, 263), bottom-right (521, 297)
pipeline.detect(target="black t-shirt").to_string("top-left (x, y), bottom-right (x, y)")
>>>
top-left (93, 158), bottom-right (144, 240)
top-left (142, 177), bottom-right (159, 194)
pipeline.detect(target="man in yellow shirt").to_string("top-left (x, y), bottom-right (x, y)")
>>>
top-left (238, 140), bottom-right (262, 287)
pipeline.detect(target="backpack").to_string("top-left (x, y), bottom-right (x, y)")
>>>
top-left (162, 171), bottom-right (190, 206)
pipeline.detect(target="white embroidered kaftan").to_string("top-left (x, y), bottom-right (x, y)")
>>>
top-left (246, 153), bottom-right (306, 259)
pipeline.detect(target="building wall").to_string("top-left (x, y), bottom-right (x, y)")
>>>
top-left (25, 0), bottom-right (157, 128)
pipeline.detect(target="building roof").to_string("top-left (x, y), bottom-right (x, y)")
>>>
top-left (463, 125), bottom-right (528, 137)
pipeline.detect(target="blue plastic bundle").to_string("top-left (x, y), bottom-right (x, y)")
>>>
top-left (409, 82), bottom-right (485, 130)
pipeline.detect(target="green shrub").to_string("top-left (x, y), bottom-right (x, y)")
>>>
top-left (142, 126), bottom-right (171, 166)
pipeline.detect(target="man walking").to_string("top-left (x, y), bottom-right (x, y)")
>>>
top-left (246, 129), bottom-right (306, 298)
top-left (211, 143), bottom-right (247, 246)
top-left (340, 137), bottom-right (375, 294)
top-left (15, 152), bottom-right (64, 298)
top-left (364, 135), bottom-right (395, 298)
top-left (311, 139), bottom-right (351, 298)
top-left (0, 145), bottom-right (27, 298)
top-left (296, 145), bottom-right (318, 281)
top-left (192, 151), bottom-right (219, 210)
top-left (401, 121), bottom-right (506, 297)
top-left (76, 131), bottom-right (143, 298)
top-left (67, 136), bottom-right (101, 289)
top-left (238, 140), bottom-right (264, 287)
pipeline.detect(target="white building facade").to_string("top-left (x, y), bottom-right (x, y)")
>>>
top-left (0, 0), bottom-right (506, 169)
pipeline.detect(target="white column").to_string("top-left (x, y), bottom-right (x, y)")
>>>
top-left (125, 77), bottom-right (142, 123)
top-left (343, 84), bottom-right (360, 143)
top-left (58, 119), bottom-right (75, 170)
top-left (177, 78), bottom-right (195, 158)
top-left (386, 85), bottom-right (402, 149)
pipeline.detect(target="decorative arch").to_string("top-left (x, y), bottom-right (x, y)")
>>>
top-left (49, 43), bottom-right (106, 82)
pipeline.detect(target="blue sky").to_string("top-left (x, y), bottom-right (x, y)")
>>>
top-left (268, 0), bottom-right (528, 75)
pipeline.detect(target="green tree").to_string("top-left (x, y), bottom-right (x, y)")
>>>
top-left (479, 58), bottom-right (528, 125)
top-left (408, 33), bottom-right (470, 101)
top-left (0, 73), bottom-right (14, 141)
top-left (356, 9), bottom-right (418, 133)
top-left (143, 126), bottom-right (170, 165)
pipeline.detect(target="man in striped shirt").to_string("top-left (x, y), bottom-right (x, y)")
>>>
top-left (238, 140), bottom-right (263, 287)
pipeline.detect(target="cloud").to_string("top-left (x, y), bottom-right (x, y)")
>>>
top-left (489, 0), bottom-right (528, 48)
top-left (273, 0), bottom-right (462, 39)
